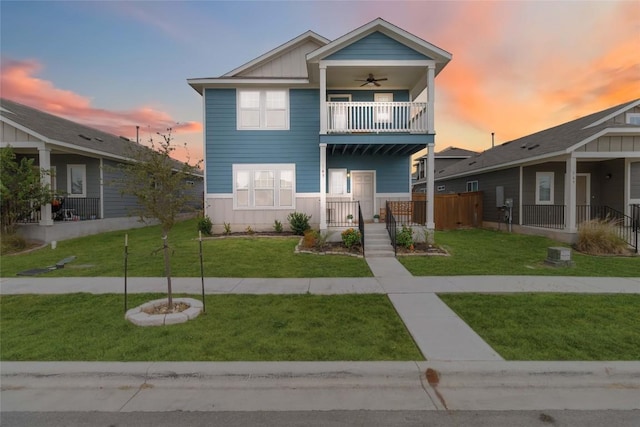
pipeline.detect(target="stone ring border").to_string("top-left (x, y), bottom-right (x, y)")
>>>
top-left (125, 297), bottom-right (203, 326)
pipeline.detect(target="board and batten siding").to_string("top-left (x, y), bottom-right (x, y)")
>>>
top-left (436, 167), bottom-right (520, 224)
top-left (1, 122), bottom-right (43, 143)
top-left (631, 161), bottom-right (640, 199)
top-left (326, 32), bottom-right (429, 60)
top-left (238, 40), bottom-right (324, 78)
top-left (204, 88), bottom-right (320, 194)
top-left (577, 135), bottom-right (640, 152)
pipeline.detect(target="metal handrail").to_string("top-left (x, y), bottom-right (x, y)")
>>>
top-left (385, 201), bottom-right (397, 256)
top-left (357, 202), bottom-right (365, 257)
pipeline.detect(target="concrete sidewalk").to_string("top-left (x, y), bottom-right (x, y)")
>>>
top-left (1, 257), bottom-right (639, 412)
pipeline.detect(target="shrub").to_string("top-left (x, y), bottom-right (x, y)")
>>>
top-left (197, 215), bottom-right (213, 236)
top-left (302, 229), bottom-right (319, 248)
top-left (223, 222), bottom-right (232, 235)
top-left (341, 228), bottom-right (361, 249)
top-left (245, 226), bottom-right (255, 235)
top-left (396, 225), bottom-right (414, 249)
top-left (315, 231), bottom-right (330, 251)
top-left (288, 212), bottom-right (311, 235)
top-left (0, 234), bottom-right (27, 255)
top-left (576, 219), bottom-right (629, 255)
top-left (273, 219), bottom-right (283, 233)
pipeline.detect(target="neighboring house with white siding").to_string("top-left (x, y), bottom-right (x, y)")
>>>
top-left (0, 98), bottom-right (203, 243)
top-left (434, 99), bottom-right (640, 249)
top-left (188, 18), bottom-right (451, 234)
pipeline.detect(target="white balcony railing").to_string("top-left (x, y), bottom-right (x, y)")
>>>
top-left (327, 102), bottom-right (429, 134)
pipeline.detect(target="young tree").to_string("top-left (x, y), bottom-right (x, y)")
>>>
top-left (0, 146), bottom-right (51, 235)
top-left (115, 129), bottom-right (201, 308)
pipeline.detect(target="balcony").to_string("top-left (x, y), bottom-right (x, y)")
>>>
top-left (327, 102), bottom-right (429, 134)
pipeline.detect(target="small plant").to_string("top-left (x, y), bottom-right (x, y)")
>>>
top-left (197, 215), bottom-right (213, 236)
top-left (273, 219), bottom-right (283, 233)
top-left (315, 231), bottom-right (330, 251)
top-left (396, 225), bottom-right (414, 249)
top-left (347, 214), bottom-right (354, 220)
top-left (288, 212), bottom-right (311, 235)
top-left (373, 214), bottom-right (380, 223)
top-left (341, 228), bottom-right (361, 249)
top-left (245, 225), bottom-right (255, 235)
top-left (302, 229), bottom-right (319, 248)
top-left (223, 222), bottom-right (232, 235)
top-left (576, 219), bottom-right (629, 255)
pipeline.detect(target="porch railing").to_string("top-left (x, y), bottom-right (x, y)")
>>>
top-left (385, 201), bottom-right (397, 256)
top-left (326, 200), bottom-right (360, 227)
top-left (16, 198), bottom-right (102, 223)
top-left (327, 102), bottom-right (428, 133)
top-left (522, 205), bottom-right (565, 229)
top-left (385, 201), bottom-right (427, 226)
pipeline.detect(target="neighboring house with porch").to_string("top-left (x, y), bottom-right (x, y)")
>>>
top-left (187, 18), bottom-right (451, 239)
top-left (0, 98), bottom-right (203, 243)
top-left (434, 99), bottom-right (640, 249)
top-left (412, 146), bottom-right (477, 193)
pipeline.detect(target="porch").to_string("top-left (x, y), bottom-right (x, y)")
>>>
top-left (17, 197), bottom-right (102, 223)
top-left (522, 204), bottom-right (639, 252)
top-left (326, 101), bottom-right (428, 134)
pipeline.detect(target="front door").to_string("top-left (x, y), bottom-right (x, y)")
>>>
top-left (352, 172), bottom-right (374, 220)
top-left (576, 173), bottom-right (590, 223)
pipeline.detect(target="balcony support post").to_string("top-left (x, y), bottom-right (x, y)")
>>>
top-left (426, 65), bottom-right (435, 133)
top-left (565, 154), bottom-right (577, 233)
top-left (426, 141), bottom-right (435, 231)
top-left (319, 64), bottom-right (327, 135)
top-left (320, 143), bottom-right (327, 231)
top-left (38, 146), bottom-right (53, 226)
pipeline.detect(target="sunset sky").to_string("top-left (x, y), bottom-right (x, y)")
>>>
top-left (2, 0), bottom-right (639, 163)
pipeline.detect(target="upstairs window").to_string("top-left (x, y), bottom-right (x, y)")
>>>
top-left (237, 89), bottom-right (289, 130)
top-left (626, 113), bottom-right (640, 125)
top-left (466, 180), bottom-right (478, 192)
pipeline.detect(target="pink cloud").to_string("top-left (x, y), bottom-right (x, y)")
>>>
top-left (0, 58), bottom-right (202, 162)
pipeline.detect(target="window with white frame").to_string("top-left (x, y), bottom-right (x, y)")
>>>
top-left (328, 169), bottom-right (347, 195)
top-left (237, 89), bottom-right (289, 130)
top-left (466, 180), bottom-right (478, 192)
top-left (626, 113), bottom-right (640, 125)
top-left (374, 93), bottom-right (393, 123)
top-left (67, 164), bottom-right (86, 197)
top-left (233, 164), bottom-right (295, 209)
top-left (535, 172), bottom-right (554, 204)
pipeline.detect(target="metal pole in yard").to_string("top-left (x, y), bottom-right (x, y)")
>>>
top-left (199, 231), bottom-right (206, 313)
top-left (124, 233), bottom-right (128, 313)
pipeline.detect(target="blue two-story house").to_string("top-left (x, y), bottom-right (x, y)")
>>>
top-left (188, 18), bottom-right (451, 235)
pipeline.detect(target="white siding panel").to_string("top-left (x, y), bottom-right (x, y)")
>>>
top-left (1, 122), bottom-right (43, 143)
top-left (240, 41), bottom-right (322, 78)
top-left (583, 135), bottom-right (640, 152)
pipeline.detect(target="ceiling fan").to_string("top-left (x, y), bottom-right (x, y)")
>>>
top-left (355, 74), bottom-right (388, 87)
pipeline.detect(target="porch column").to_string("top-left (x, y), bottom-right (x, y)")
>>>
top-left (319, 64), bottom-right (327, 134)
top-left (565, 154), bottom-right (577, 233)
top-left (426, 142), bottom-right (435, 231)
top-left (38, 146), bottom-right (53, 226)
top-left (319, 143), bottom-right (327, 230)
top-left (426, 65), bottom-right (435, 133)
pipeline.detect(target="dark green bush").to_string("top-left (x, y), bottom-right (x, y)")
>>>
top-left (396, 225), bottom-right (414, 249)
top-left (197, 215), bottom-right (213, 235)
top-left (341, 228), bottom-right (361, 249)
top-left (287, 212), bottom-right (311, 235)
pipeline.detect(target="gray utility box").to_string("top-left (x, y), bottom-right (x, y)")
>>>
top-left (545, 247), bottom-right (574, 267)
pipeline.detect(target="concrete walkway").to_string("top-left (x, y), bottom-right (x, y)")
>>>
top-left (1, 259), bottom-right (639, 412)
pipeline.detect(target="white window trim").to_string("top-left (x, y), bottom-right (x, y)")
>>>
top-left (466, 180), bottom-right (478, 192)
top-left (67, 164), bottom-right (86, 198)
top-left (237, 89), bottom-right (289, 130)
top-left (535, 171), bottom-right (554, 205)
top-left (232, 164), bottom-right (295, 210)
top-left (328, 168), bottom-right (347, 195)
top-left (626, 113), bottom-right (640, 125)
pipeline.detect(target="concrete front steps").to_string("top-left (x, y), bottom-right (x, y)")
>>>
top-left (364, 223), bottom-right (395, 258)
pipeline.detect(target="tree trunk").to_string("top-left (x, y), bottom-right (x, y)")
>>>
top-left (162, 233), bottom-right (173, 308)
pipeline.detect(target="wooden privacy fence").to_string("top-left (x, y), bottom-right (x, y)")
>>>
top-left (412, 191), bottom-right (483, 230)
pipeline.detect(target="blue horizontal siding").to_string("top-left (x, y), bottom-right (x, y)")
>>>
top-left (327, 154), bottom-right (409, 193)
top-left (326, 32), bottom-right (429, 61)
top-left (204, 89), bottom-right (320, 193)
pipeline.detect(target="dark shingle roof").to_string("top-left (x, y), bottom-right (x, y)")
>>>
top-left (436, 99), bottom-right (640, 180)
top-left (1, 98), bottom-right (140, 161)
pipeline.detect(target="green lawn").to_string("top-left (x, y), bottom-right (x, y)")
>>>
top-left (400, 228), bottom-right (639, 276)
top-left (1, 219), bottom-right (372, 278)
top-left (439, 293), bottom-right (640, 360)
top-left (0, 293), bottom-right (422, 361)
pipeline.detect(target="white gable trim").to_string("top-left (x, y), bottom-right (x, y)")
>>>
top-left (306, 18), bottom-right (452, 64)
top-left (584, 100), bottom-right (640, 128)
top-left (224, 31), bottom-right (330, 77)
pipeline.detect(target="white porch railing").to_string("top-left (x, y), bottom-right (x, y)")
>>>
top-left (327, 102), bottom-right (428, 133)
